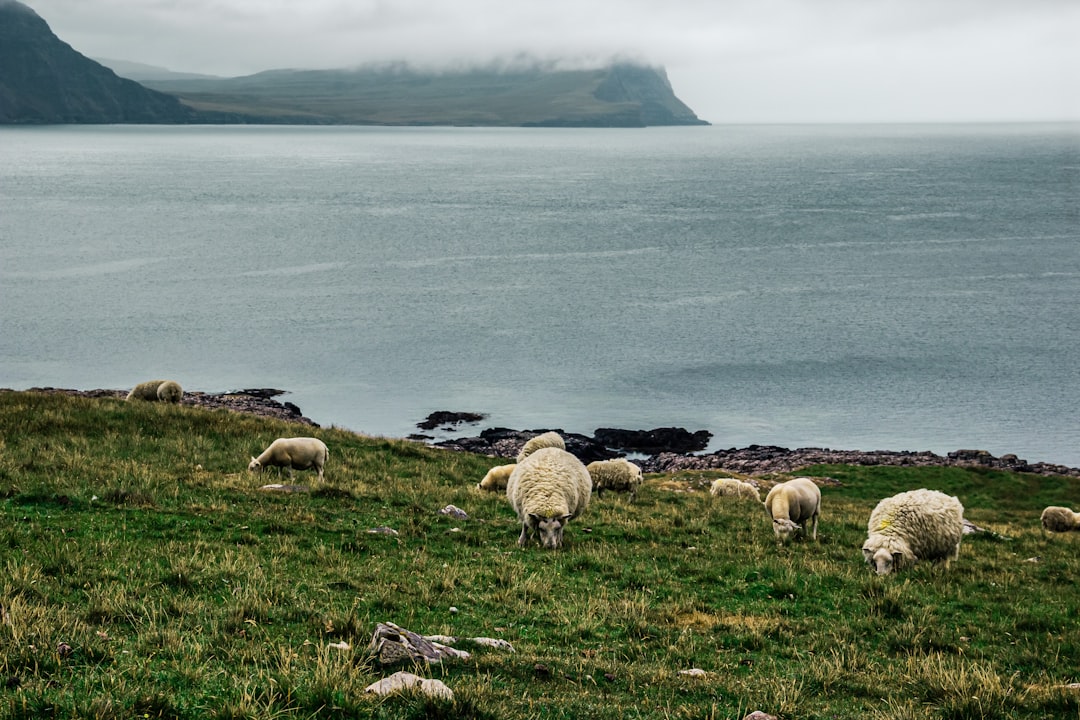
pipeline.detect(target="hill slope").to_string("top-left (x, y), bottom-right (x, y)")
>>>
top-left (0, 0), bottom-right (204, 124)
top-left (137, 61), bottom-right (709, 127)
top-left (2, 389), bottom-right (1080, 719)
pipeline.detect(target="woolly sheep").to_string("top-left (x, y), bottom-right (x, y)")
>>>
top-left (587, 458), bottom-right (643, 502)
top-left (764, 477), bottom-right (821, 543)
top-left (1041, 506), bottom-right (1080, 532)
top-left (862, 488), bottom-right (964, 575)
top-left (248, 437), bottom-right (329, 482)
top-left (709, 477), bottom-right (761, 502)
top-left (516, 431), bottom-right (566, 463)
top-left (506, 446), bottom-right (591, 549)
top-left (126, 379), bottom-right (183, 403)
top-left (477, 463), bottom-right (517, 492)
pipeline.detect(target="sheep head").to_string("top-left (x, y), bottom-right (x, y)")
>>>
top-left (862, 536), bottom-right (912, 575)
top-left (772, 518), bottom-right (802, 543)
top-left (528, 513), bottom-right (573, 549)
top-left (248, 457), bottom-right (262, 473)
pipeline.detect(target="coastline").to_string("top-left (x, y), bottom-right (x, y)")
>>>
top-left (10, 386), bottom-right (1080, 479)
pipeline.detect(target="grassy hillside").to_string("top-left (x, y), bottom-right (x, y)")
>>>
top-left (2, 390), bottom-right (1079, 719)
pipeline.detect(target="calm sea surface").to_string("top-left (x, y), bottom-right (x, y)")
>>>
top-left (2, 124), bottom-right (1078, 465)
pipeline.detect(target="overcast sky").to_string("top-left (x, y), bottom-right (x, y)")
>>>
top-left (20, 0), bottom-right (1080, 123)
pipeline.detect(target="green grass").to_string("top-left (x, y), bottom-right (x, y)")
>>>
top-left (2, 390), bottom-right (1080, 719)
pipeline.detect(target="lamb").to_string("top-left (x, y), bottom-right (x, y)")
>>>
top-left (506, 446), bottom-right (592, 549)
top-left (764, 477), bottom-right (821, 543)
top-left (516, 431), bottom-right (566, 463)
top-left (248, 437), bottom-right (329, 482)
top-left (587, 458), bottom-right (644, 502)
top-left (1040, 506), bottom-right (1080, 532)
top-left (126, 379), bottom-right (183, 403)
top-left (862, 488), bottom-right (964, 575)
top-left (477, 463), bottom-right (517, 492)
top-left (709, 477), bottom-right (761, 502)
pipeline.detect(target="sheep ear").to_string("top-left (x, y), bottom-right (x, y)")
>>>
top-left (528, 513), bottom-right (540, 525)
top-left (560, 514), bottom-right (572, 523)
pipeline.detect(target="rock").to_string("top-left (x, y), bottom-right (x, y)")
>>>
top-left (364, 671), bottom-right (454, 701)
top-left (593, 427), bottom-right (713, 454)
top-left (678, 668), bottom-right (708, 677)
top-left (438, 505), bottom-right (468, 520)
top-left (366, 526), bottom-right (399, 536)
top-left (260, 483), bottom-right (310, 493)
top-left (434, 428), bottom-right (617, 463)
top-left (417, 411), bottom-right (487, 430)
top-left (368, 622), bottom-right (471, 666)
top-left (465, 637), bottom-right (515, 652)
top-left (743, 712), bottom-right (778, 720)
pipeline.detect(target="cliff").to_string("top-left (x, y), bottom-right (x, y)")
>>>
top-left (0, 0), bottom-right (204, 124)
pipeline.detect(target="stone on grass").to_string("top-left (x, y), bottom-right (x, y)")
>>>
top-left (438, 505), bottom-right (468, 520)
top-left (364, 671), bottom-right (453, 701)
top-left (368, 622), bottom-right (470, 666)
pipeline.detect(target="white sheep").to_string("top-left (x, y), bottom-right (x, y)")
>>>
top-left (587, 458), bottom-right (643, 502)
top-left (248, 437), bottom-right (329, 482)
top-left (477, 463), bottom-right (517, 492)
top-left (516, 431), bottom-right (566, 463)
top-left (126, 379), bottom-right (183, 403)
top-left (764, 477), bottom-right (821, 543)
top-left (1041, 506), bottom-right (1080, 532)
top-left (506, 446), bottom-right (592, 549)
top-left (862, 488), bottom-right (964, 575)
top-left (709, 477), bottom-right (761, 502)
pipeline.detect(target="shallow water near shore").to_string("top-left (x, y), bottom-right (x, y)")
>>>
top-left (2, 123), bottom-right (1079, 465)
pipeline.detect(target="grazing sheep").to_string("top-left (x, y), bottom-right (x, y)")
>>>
top-left (126, 379), bottom-right (183, 403)
top-left (709, 477), bottom-right (761, 502)
top-left (862, 489), bottom-right (964, 575)
top-left (764, 477), bottom-right (821, 543)
top-left (477, 463), bottom-right (517, 492)
top-left (587, 458), bottom-right (644, 502)
top-left (506, 447), bottom-right (591, 549)
top-left (1041, 506), bottom-right (1080, 533)
top-left (516, 431), bottom-right (566, 463)
top-left (248, 437), bottom-right (329, 482)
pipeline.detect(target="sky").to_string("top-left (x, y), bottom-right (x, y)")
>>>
top-left (18, 0), bottom-right (1080, 123)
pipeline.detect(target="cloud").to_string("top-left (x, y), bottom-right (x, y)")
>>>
top-left (21, 0), bottom-right (1080, 122)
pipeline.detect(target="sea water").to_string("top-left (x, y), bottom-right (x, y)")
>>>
top-left (1, 123), bottom-right (1078, 465)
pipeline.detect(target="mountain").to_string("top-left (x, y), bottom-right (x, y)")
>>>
top-left (138, 62), bottom-right (710, 127)
top-left (0, 0), bottom-right (205, 123)
top-left (1, 0), bottom-right (708, 127)
top-left (93, 58), bottom-right (223, 83)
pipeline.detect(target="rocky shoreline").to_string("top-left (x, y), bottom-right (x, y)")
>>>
top-left (12, 388), bottom-right (1080, 479)
top-left (15, 386), bottom-right (320, 427)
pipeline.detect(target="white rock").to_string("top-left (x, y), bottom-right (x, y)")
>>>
top-left (364, 671), bottom-right (454, 701)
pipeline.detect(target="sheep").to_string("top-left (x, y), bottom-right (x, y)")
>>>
top-left (506, 446), bottom-right (591, 549)
top-left (764, 477), bottom-right (821, 543)
top-left (862, 488), bottom-right (964, 575)
top-left (709, 477), bottom-right (761, 502)
top-left (477, 463), bottom-right (517, 492)
top-left (248, 437), bottom-right (329, 482)
top-left (126, 379), bottom-right (183, 403)
top-left (586, 458), bottom-right (643, 502)
top-left (1041, 506), bottom-right (1080, 532)
top-left (516, 431), bottom-right (566, 463)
